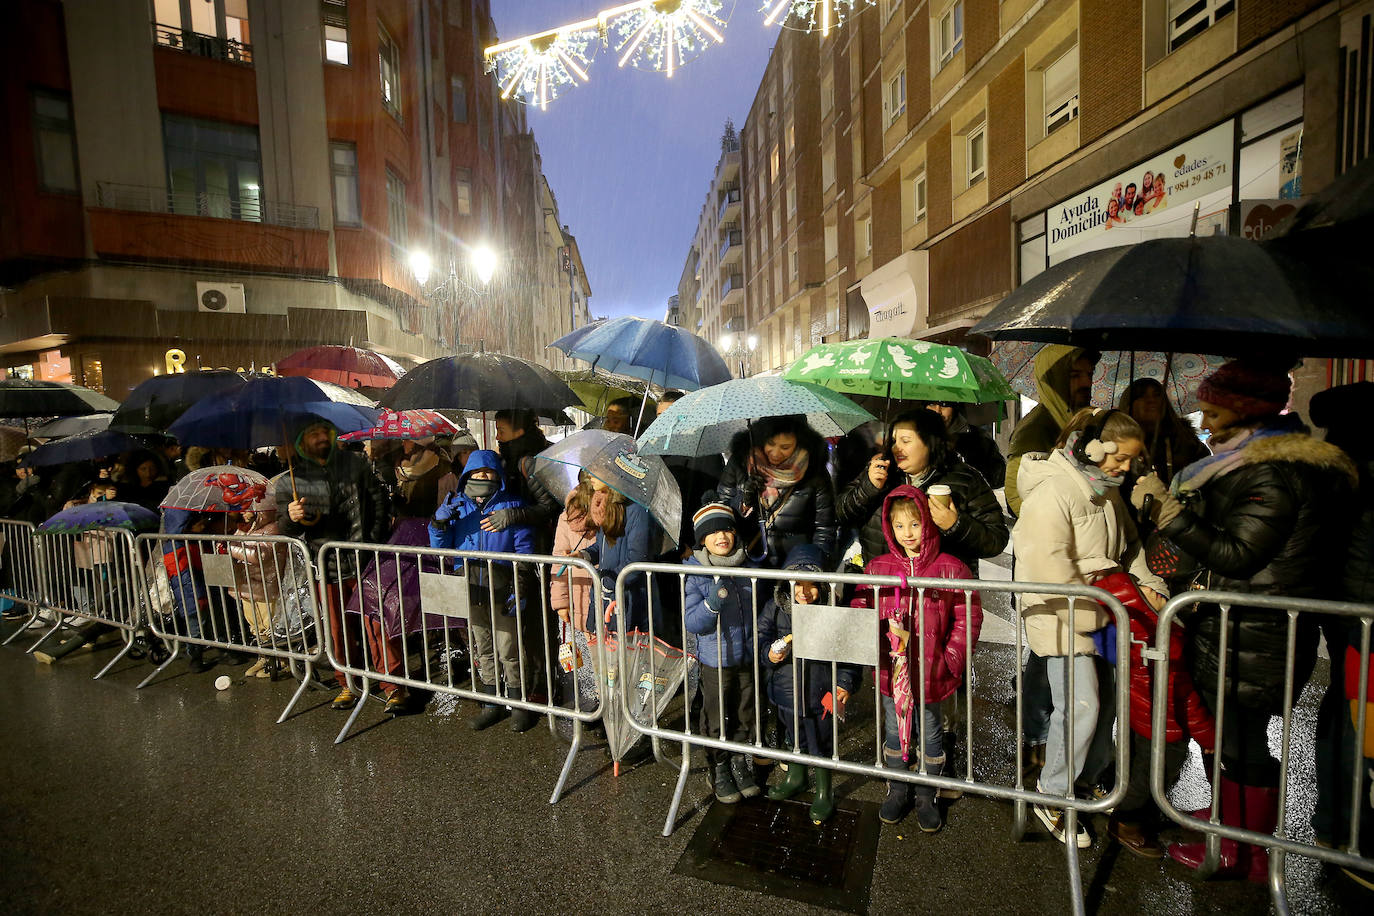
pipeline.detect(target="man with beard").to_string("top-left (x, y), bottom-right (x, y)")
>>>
top-left (1004, 346), bottom-right (1098, 517)
top-left (278, 420), bottom-right (391, 710)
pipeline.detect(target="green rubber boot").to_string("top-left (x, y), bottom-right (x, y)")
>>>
top-left (810, 767), bottom-right (836, 824)
top-left (767, 763), bottom-right (809, 801)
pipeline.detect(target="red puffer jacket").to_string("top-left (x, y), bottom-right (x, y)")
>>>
top-left (1095, 572), bottom-right (1215, 750)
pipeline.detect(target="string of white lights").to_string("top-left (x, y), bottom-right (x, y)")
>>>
top-left (484, 0), bottom-right (870, 109)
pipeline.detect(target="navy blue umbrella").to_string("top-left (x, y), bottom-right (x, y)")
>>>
top-left (167, 376), bottom-right (380, 448)
top-left (110, 369), bottom-right (253, 433)
top-left (549, 316), bottom-right (733, 391)
top-left (22, 428), bottom-right (159, 467)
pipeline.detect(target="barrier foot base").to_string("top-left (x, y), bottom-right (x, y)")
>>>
top-left (661, 742), bottom-right (691, 838)
top-left (136, 644), bottom-right (179, 689)
top-left (550, 720), bottom-right (581, 805)
top-left (93, 637), bottom-right (135, 680)
top-left (2, 611), bottom-right (39, 645)
top-left (277, 661), bottom-right (313, 724)
top-left (26, 618), bottom-right (64, 654)
top-left (1012, 798), bottom-right (1028, 842)
top-left (1064, 808), bottom-right (1086, 916)
top-left (334, 678), bottom-right (369, 745)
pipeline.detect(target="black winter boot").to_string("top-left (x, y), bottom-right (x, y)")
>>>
top-left (469, 681), bottom-right (510, 731)
top-left (185, 644), bottom-right (215, 674)
top-left (879, 748), bottom-right (912, 824)
top-left (731, 755), bottom-right (761, 799)
top-left (711, 759), bottom-right (743, 804)
top-left (913, 753), bottom-right (945, 833)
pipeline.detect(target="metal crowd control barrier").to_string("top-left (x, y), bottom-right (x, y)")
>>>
top-left (1150, 590), bottom-right (1374, 915)
top-left (135, 532), bottom-right (322, 722)
top-left (27, 526), bottom-right (147, 679)
top-left (0, 518), bottom-right (44, 647)
top-left (315, 541), bottom-right (607, 805)
top-left (615, 562), bottom-right (1131, 916)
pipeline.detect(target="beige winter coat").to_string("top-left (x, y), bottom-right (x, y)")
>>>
top-left (1012, 449), bottom-right (1167, 656)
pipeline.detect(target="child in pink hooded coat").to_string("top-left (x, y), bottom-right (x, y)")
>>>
top-left (852, 485), bottom-right (981, 832)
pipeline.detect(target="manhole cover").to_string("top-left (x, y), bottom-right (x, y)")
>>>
top-left (674, 796), bottom-right (880, 914)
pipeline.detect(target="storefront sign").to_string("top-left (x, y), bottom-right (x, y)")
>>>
top-left (1239, 199), bottom-right (1302, 240)
top-left (164, 348), bottom-right (273, 375)
top-left (860, 251), bottom-right (928, 339)
top-left (1046, 120), bottom-right (1236, 257)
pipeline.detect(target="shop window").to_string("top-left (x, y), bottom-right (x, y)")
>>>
top-left (322, 0), bottom-right (349, 64)
top-left (966, 122), bottom-right (986, 186)
top-left (451, 75), bottom-right (468, 123)
top-left (153, 0), bottom-right (252, 64)
top-left (884, 70), bottom-right (907, 126)
top-left (32, 90), bottom-right (79, 194)
top-left (164, 114), bottom-right (262, 221)
top-left (771, 144), bottom-right (780, 182)
top-left (1043, 47), bottom-right (1079, 135)
top-left (936, 1), bottom-right (963, 70)
top-left (81, 356), bottom-right (105, 395)
top-left (913, 169), bottom-right (927, 223)
top-left (330, 141), bottom-right (360, 225)
top-left (379, 24), bottom-right (402, 121)
top-left (386, 167), bottom-right (407, 249)
top-left (456, 167), bottom-right (473, 216)
top-left (1167, 0), bottom-right (1234, 54)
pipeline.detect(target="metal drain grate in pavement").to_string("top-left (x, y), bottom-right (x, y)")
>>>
top-left (673, 797), bottom-right (880, 914)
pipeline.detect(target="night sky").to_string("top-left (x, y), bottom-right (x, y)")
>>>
top-left (488, 1), bottom-right (777, 321)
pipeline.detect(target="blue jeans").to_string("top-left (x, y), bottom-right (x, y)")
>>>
top-left (882, 694), bottom-right (943, 765)
top-left (1040, 654), bottom-right (1116, 797)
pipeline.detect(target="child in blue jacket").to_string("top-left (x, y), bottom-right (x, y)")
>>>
top-left (758, 543), bottom-right (860, 824)
top-left (684, 499), bottom-right (759, 805)
top-left (431, 450), bottom-right (538, 733)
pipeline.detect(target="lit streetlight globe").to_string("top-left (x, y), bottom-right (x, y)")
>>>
top-left (408, 250), bottom-right (432, 286)
top-left (471, 245), bottom-right (497, 285)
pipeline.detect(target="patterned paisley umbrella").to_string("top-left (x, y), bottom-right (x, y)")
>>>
top-left (785, 338), bottom-right (1016, 404)
top-left (36, 501), bottom-right (159, 535)
top-left (636, 377), bottom-right (874, 458)
top-left (990, 342), bottom-right (1222, 413)
top-left (160, 465), bottom-right (270, 513)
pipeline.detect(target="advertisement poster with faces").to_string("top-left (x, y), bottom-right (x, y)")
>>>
top-left (1046, 120), bottom-right (1236, 258)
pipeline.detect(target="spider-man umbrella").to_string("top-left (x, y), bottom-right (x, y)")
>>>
top-left (160, 465), bottom-right (270, 513)
top-left (338, 408), bottom-right (460, 442)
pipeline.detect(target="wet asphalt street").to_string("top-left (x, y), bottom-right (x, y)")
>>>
top-left (0, 605), bottom-right (1367, 916)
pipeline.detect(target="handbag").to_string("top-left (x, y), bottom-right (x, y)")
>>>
top-left (1144, 529), bottom-right (1199, 580)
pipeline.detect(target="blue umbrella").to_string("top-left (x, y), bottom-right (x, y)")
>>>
top-left (110, 369), bottom-right (253, 433)
top-left (531, 430), bottom-right (682, 547)
top-left (167, 376), bottom-right (380, 448)
top-left (36, 500), bottom-right (159, 535)
top-left (550, 317), bottom-right (733, 391)
top-left (22, 428), bottom-right (160, 467)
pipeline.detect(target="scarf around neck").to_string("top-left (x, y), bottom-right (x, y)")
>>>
top-left (1062, 432), bottom-right (1125, 497)
top-left (694, 544), bottom-right (749, 568)
top-left (748, 445), bottom-right (810, 507)
top-left (1172, 413), bottom-right (1306, 496)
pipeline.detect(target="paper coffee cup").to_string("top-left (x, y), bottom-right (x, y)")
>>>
top-left (215, 675), bottom-right (231, 691)
top-left (927, 484), bottom-right (953, 509)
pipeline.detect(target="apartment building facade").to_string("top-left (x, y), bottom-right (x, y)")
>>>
top-left (676, 124), bottom-right (744, 349)
top-left (735, 0), bottom-right (1372, 374)
top-left (0, 0), bottom-right (589, 397)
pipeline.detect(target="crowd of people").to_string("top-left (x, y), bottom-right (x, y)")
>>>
top-left (2, 356), bottom-right (1372, 890)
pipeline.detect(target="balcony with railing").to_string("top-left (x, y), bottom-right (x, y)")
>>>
top-left (89, 181), bottom-right (328, 273)
top-left (153, 22), bottom-right (253, 65)
top-left (718, 230), bottom-right (742, 266)
top-left (717, 187), bottom-right (742, 223)
top-left (720, 273), bottom-right (745, 303)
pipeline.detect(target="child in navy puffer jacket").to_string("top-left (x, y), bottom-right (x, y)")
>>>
top-left (684, 499), bottom-right (759, 805)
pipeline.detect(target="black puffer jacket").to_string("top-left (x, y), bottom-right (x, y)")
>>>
top-left (277, 445), bottom-right (392, 583)
top-left (837, 457), bottom-right (1009, 572)
top-left (717, 429), bottom-right (836, 568)
top-left (496, 432), bottom-right (561, 545)
top-left (1162, 432), bottom-right (1358, 711)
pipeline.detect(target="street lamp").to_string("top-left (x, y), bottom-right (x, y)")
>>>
top-left (471, 245), bottom-right (498, 286)
top-left (720, 331), bottom-right (758, 377)
top-left (408, 246), bottom-right (497, 351)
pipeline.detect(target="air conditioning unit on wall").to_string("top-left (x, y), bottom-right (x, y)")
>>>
top-left (196, 281), bottom-right (246, 314)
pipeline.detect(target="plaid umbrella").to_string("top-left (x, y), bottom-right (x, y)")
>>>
top-left (160, 465), bottom-right (271, 513)
top-left (338, 408), bottom-right (460, 442)
top-left (36, 501), bottom-right (159, 535)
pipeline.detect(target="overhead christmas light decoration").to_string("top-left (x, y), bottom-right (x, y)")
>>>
top-left (602, 0), bottom-right (727, 77)
top-left (760, 0), bottom-right (873, 36)
top-left (484, 19), bottom-right (600, 110)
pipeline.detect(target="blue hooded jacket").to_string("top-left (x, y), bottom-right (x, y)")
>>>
top-left (429, 450), bottom-right (535, 611)
top-left (684, 545), bottom-right (758, 668)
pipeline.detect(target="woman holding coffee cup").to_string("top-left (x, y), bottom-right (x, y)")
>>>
top-left (837, 409), bottom-right (1009, 573)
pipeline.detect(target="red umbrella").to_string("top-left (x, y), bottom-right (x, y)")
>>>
top-left (275, 345), bottom-right (404, 389)
top-left (338, 408), bottom-right (459, 442)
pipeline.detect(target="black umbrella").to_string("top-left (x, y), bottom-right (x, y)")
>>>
top-left (1274, 154), bottom-right (1374, 235)
top-left (22, 428), bottom-right (159, 467)
top-left (0, 380), bottom-right (119, 419)
top-left (381, 351), bottom-right (579, 415)
top-left (30, 412), bottom-right (113, 439)
top-left (109, 369), bottom-right (253, 433)
top-left (970, 234), bottom-right (1374, 358)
